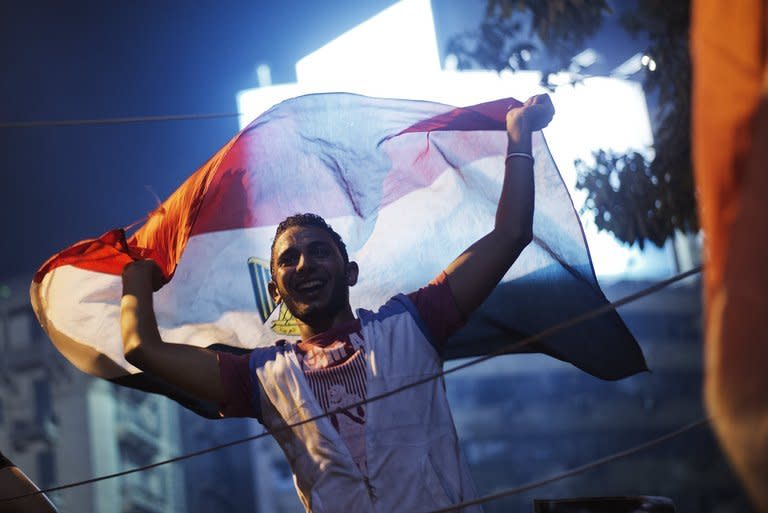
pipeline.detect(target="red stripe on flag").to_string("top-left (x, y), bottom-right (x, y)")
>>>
top-left (395, 97), bottom-right (518, 136)
top-left (33, 229), bottom-right (150, 283)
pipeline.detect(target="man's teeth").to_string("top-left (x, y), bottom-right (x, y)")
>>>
top-left (296, 280), bottom-right (324, 291)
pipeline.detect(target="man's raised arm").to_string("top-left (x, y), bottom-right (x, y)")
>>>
top-left (444, 94), bottom-right (555, 317)
top-left (121, 260), bottom-right (226, 404)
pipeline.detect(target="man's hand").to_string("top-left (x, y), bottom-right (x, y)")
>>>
top-left (122, 259), bottom-right (166, 292)
top-left (506, 94), bottom-right (555, 144)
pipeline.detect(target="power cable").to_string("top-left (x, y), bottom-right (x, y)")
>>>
top-left (0, 112), bottom-right (242, 128)
top-left (0, 265), bottom-right (702, 503)
top-left (424, 417), bottom-right (709, 513)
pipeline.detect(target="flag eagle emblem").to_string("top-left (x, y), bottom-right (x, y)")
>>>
top-left (247, 257), bottom-right (299, 336)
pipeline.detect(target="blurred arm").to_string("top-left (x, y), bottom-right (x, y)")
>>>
top-left (0, 465), bottom-right (58, 513)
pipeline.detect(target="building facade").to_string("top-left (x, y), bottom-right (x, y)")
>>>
top-left (0, 274), bottom-right (186, 513)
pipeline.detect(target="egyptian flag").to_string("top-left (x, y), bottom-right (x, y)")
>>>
top-left (31, 93), bottom-right (646, 418)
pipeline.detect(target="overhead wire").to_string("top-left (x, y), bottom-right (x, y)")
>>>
top-left (0, 112), bottom-right (242, 128)
top-left (0, 264), bottom-right (702, 504)
top-left (424, 417), bottom-right (709, 513)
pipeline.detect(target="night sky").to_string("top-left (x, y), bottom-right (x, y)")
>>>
top-left (0, 0), bottom-right (638, 283)
top-left (0, 0), bottom-right (423, 281)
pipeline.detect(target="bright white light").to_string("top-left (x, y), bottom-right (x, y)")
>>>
top-left (444, 53), bottom-right (459, 71)
top-left (237, 83), bottom-right (314, 129)
top-left (236, 0), bottom-right (667, 279)
top-left (295, 0), bottom-right (441, 91)
top-left (539, 75), bottom-right (660, 277)
top-left (640, 54), bottom-right (657, 72)
top-left (612, 53), bottom-right (643, 78)
top-left (572, 48), bottom-right (598, 68)
top-left (548, 72), bottom-right (577, 87)
top-left (256, 64), bottom-right (272, 87)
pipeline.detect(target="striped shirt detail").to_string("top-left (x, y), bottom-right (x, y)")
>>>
top-left (302, 346), bottom-right (368, 473)
top-left (304, 349), bottom-right (368, 413)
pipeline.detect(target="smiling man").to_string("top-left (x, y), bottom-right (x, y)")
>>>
top-left (268, 216), bottom-right (359, 337)
top-left (121, 94), bottom-right (554, 513)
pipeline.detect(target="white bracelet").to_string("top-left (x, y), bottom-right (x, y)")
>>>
top-left (505, 152), bottom-right (534, 164)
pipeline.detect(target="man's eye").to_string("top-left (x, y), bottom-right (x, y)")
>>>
top-left (279, 253), bottom-right (298, 266)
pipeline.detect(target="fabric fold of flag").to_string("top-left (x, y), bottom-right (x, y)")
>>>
top-left (31, 93), bottom-right (646, 418)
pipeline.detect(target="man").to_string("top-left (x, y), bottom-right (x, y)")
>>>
top-left (121, 94), bottom-right (554, 512)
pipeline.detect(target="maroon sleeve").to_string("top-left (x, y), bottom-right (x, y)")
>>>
top-left (406, 271), bottom-right (467, 349)
top-left (217, 351), bottom-right (260, 419)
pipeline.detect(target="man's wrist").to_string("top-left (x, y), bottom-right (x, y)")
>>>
top-left (506, 128), bottom-right (532, 153)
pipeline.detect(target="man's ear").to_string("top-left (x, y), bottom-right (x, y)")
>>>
top-left (346, 261), bottom-right (359, 286)
top-left (268, 281), bottom-right (282, 305)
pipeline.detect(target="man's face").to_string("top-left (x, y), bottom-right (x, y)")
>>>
top-left (269, 225), bottom-right (356, 325)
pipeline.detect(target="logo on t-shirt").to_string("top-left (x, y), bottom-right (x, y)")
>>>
top-left (247, 257), bottom-right (300, 336)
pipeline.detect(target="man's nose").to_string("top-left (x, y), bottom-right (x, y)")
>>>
top-left (296, 252), bottom-right (314, 273)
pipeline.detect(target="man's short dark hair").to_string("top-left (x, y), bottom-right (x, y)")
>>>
top-left (270, 213), bottom-right (349, 275)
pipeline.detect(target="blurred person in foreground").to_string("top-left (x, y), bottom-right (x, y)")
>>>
top-left (692, 1), bottom-right (768, 511)
top-left (120, 94), bottom-right (554, 513)
top-left (0, 451), bottom-right (58, 513)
